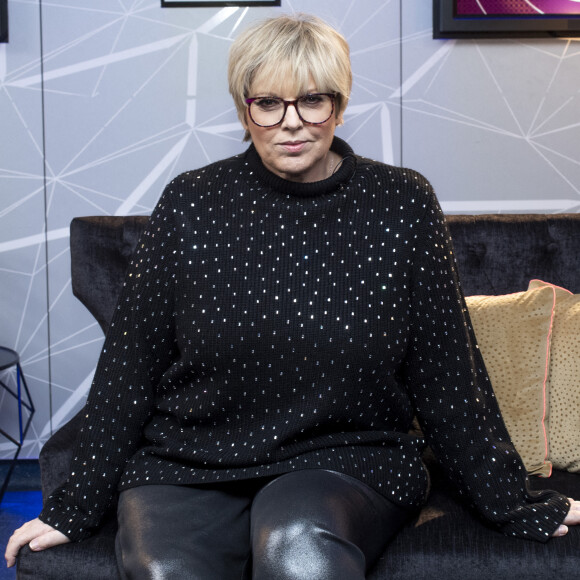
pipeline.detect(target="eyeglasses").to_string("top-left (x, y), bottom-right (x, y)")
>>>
top-left (245, 93), bottom-right (335, 127)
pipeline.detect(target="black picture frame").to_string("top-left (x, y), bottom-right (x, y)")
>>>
top-left (433, 0), bottom-right (580, 39)
top-left (162, 1), bottom-right (280, 6)
top-left (0, 0), bottom-right (8, 43)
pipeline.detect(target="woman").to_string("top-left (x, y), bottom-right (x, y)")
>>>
top-left (6, 13), bottom-right (579, 580)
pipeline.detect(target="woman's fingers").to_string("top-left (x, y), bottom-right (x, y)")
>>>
top-left (552, 524), bottom-right (568, 537)
top-left (563, 499), bottom-right (580, 525)
top-left (552, 498), bottom-right (580, 538)
top-left (5, 518), bottom-right (69, 567)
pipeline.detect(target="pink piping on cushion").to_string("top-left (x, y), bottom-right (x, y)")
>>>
top-left (530, 279), bottom-right (575, 478)
top-left (471, 280), bottom-right (562, 477)
top-left (529, 279), bottom-right (573, 296)
top-left (539, 282), bottom-right (557, 478)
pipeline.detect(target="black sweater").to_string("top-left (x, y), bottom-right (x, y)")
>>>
top-left (40, 137), bottom-right (569, 543)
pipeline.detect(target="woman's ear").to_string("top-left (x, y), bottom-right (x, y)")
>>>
top-left (240, 110), bottom-right (252, 142)
top-left (335, 101), bottom-right (346, 126)
top-left (240, 108), bottom-right (250, 130)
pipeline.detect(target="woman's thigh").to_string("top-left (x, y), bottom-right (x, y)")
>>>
top-left (115, 482), bottom-right (255, 580)
top-left (250, 470), bottom-right (413, 580)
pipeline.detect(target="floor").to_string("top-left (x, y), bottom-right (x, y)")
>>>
top-left (0, 461), bottom-right (43, 580)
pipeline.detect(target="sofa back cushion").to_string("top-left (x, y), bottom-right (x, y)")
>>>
top-left (70, 214), bottom-right (580, 335)
top-left (70, 216), bottom-right (148, 333)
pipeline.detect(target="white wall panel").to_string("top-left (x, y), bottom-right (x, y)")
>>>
top-left (0, 0), bottom-right (401, 454)
top-left (401, 2), bottom-right (580, 213)
top-left (0, 0), bottom-right (50, 458)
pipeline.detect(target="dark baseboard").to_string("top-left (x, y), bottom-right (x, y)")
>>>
top-left (0, 459), bottom-right (41, 491)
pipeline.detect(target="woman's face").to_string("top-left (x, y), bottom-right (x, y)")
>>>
top-left (242, 75), bottom-right (341, 183)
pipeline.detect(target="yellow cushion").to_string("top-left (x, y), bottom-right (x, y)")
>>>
top-left (528, 280), bottom-right (580, 473)
top-left (465, 285), bottom-right (555, 476)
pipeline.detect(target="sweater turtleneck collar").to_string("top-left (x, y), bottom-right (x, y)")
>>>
top-left (243, 136), bottom-right (357, 198)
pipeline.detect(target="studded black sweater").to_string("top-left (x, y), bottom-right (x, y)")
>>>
top-left (40, 137), bottom-right (569, 543)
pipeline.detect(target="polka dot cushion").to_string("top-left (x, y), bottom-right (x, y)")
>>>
top-left (466, 285), bottom-right (555, 476)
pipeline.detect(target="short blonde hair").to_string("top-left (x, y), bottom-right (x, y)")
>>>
top-left (228, 13), bottom-right (352, 140)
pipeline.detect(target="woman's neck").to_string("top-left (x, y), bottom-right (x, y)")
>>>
top-left (244, 136), bottom-right (357, 198)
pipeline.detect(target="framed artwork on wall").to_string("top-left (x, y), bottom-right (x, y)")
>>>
top-left (434, 0), bottom-right (580, 38)
top-left (0, 0), bottom-right (8, 43)
top-left (161, 1), bottom-right (280, 6)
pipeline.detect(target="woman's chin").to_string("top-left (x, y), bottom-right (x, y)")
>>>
top-left (271, 159), bottom-right (328, 183)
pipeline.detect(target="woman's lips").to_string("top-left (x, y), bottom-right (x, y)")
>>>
top-left (279, 141), bottom-right (307, 153)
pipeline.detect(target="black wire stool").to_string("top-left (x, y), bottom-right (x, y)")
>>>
top-left (0, 346), bottom-right (35, 504)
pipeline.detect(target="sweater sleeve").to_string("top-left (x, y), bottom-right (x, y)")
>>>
top-left (39, 188), bottom-right (179, 541)
top-left (402, 185), bottom-right (570, 542)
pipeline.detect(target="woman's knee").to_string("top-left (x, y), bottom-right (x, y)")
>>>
top-left (115, 493), bottom-right (190, 580)
top-left (115, 532), bottom-right (185, 580)
top-left (251, 472), bottom-right (368, 579)
top-left (252, 515), bottom-right (365, 580)
top-left (116, 484), bottom-right (252, 580)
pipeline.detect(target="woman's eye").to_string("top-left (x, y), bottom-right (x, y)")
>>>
top-left (300, 95), bottom-right (324, 107)
top-left (255, 98), bottom-right (281, 109)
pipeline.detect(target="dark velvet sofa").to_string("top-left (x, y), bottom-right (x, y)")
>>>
top-left (18, 213), bottom-right (580, 579)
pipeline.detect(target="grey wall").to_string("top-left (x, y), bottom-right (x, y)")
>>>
top-left (1, 0), bottom-right (579, 458)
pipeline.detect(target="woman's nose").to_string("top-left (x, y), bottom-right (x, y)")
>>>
top-left (281, 103), bottom-right (303, 129)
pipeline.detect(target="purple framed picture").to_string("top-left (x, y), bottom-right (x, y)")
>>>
top-left (434, 0), bottom-right (580, 38)
top-left (162, 1), bottom-right (280, 6)
top-left (0, 0), bottom-right (8, 43)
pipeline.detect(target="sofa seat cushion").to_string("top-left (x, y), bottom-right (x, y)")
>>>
top-left (16, 516), bottom-right (119, 580)
top-left (369, 469), bottom-right (579, 580)
top-left (19, 470), bottom-right (579, 580)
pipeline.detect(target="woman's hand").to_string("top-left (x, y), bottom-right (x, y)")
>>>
top-left (5, 518), bottom-right (69, 568)
top-left (552, 498), bottom-right (580, 537)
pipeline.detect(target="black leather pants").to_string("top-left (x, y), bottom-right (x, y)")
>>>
top-left (115, 469), bottom-right (413, 580)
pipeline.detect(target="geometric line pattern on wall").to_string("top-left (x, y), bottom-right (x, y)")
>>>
top-left (1, 1), bottom-right (578, 458)
top-left (400, 13), bottom-right (580, 212)
top-left (0, 0), bottom-right (403, 457)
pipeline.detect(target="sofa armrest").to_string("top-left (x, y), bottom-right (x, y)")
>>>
top-left (38, 410), bottom-right (85, 501)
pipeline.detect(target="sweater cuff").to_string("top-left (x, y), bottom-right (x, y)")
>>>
top-left (39, 491), bottom-right (98, 542)
top-left (498, 492), bottom-right (571, 543)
